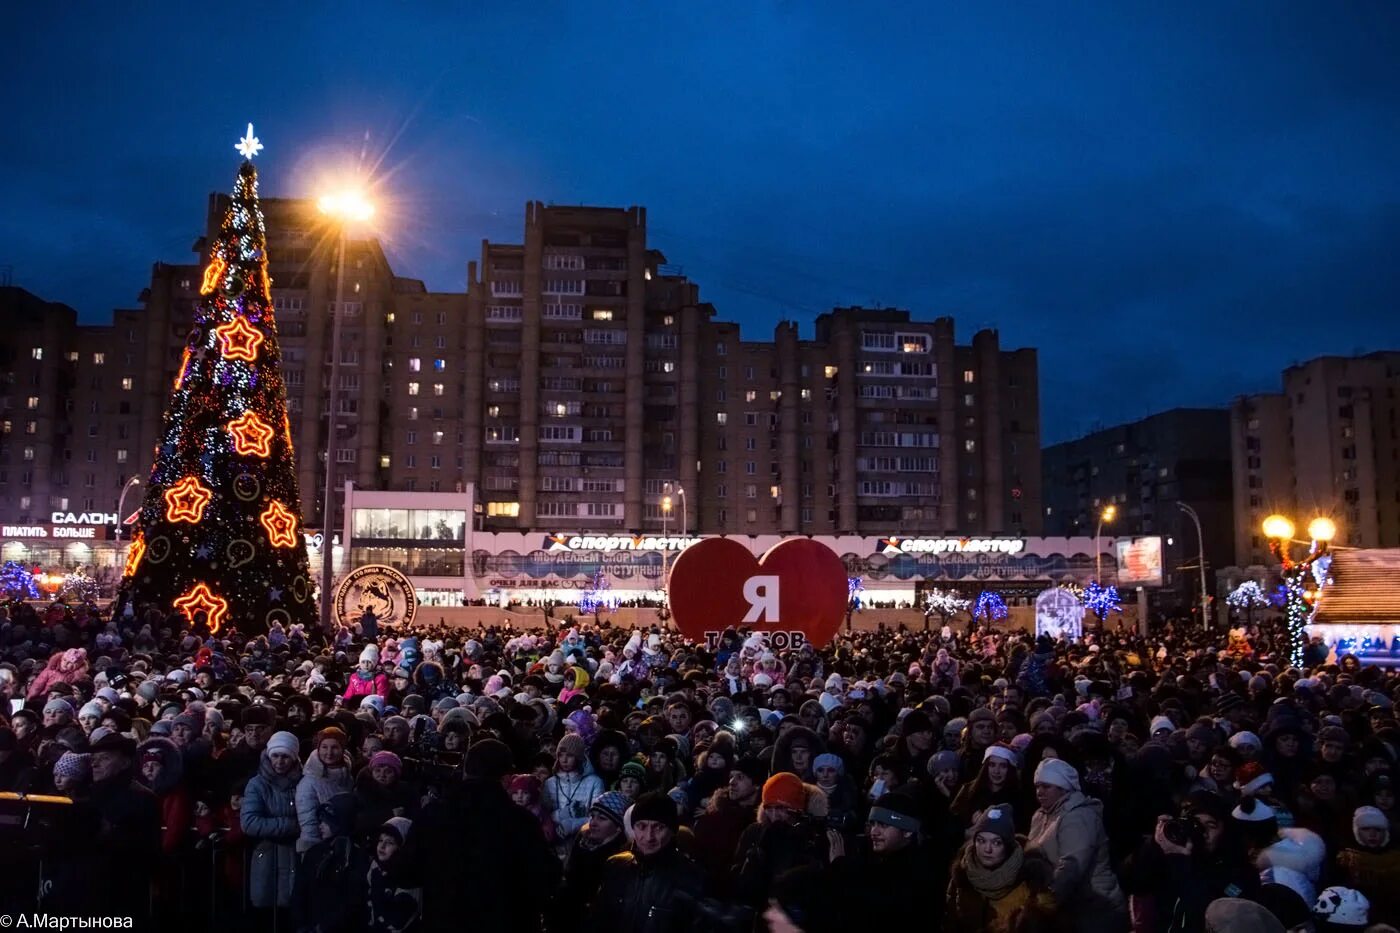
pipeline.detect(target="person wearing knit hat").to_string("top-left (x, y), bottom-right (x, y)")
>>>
top-left (1229, 730), bottom-right (1263, 761)
top-left (1235, 761), bottom-right (1276, 798)
top-left (43, 697), bottom-right (75, 727)
top-left (1334, 805), bottom-right (1398, 920)
top-left (629, 789), bottom-right (680, 836)
top-left (1027, 753), bottom-right (1126, 928)
top-left (616, 760), bottom-right (648, 798)
top-left (77, 701), bottom-right (104, 733)
top-left (762, 772), bottom-right (807, 815)
top-left (1312, 886), bottom-right (1370, 929)
top-left (546, 731), bottom-right (605, 849)
top-left (1148, 715), bottom-right (1175, 738)
top-left (265, 729), bottom-right (300, 760)
top-left (53, 751), bottom-right (92, 794)
top-left (590, 790), bottom-right (630, 830)
top-left (948, 801), bottom-right (1055, 929)
top-left (369, 750), bottom-right (403, 780)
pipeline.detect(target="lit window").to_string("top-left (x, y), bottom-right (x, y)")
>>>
top-left (408, 358), bottom-right (421, 372)
top-left (824, 365), bottom-right (838, 378)
top-left (121, 377), bottom-right (133, 391)
top-left (434, 359), bottom-right (446, 371)
top-left (433, 383), bottom-right (444, 397)
top-left (801, 389), bottom-right (811, 400)
top-left (716, 413), bottom-right (727, 425)
top-left (379, 454), bottom-right (391, 468)
top-left (487, 405), bottom-right (500, 418)
top-left (745, 390), bottom-right (757, 402)
top-left (963, 370), bottom-right (975, 383)
top-left (30, 348), bottom-right (42, 360)
top-left (487, 501), bottom-right (520, 517)
top-left (116, 449), bottom-right (128, 463)
top-left (591, 309), bottom-right (613, 321)
top-left (964, 440), bottom-right (976, 452)
top-left (408, 407), bottom-right (418, 420)
top-left (23, 447), bottom-right (35, 461)
top-left (26, 397), bottom-right (38, 410)
top-left (433, 431), bottom-right (444, 445)
top-left (93, 353), bottom-right (105, 365)
top-left (663, 314), bottom-right (674, 326)
top-left (25, 421), bottom-right (36, 435)
top-left (407, 382), bottom-right (420, 396)
top-left (65, 351), bottom-right (78, 362)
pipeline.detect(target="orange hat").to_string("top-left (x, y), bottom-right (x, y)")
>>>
top-left (762, 772), bottom-right (806, 812)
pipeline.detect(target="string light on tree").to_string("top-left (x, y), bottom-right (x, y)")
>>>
top-left (173, 582), bottom-right (230, 634)
top-left (227, 410), bottom-right (274, 457)
top-left (0, 560), bottom-right (40, 600)
top-left (119, 124), bottom-right (314, 634)
top-left (847, 576), bottom-right (865, 611)
top-left (1082, 581), bottom-right (1122, 634)
top-left (578, 567), bottom-right (618, 619)
top-left (974, 590), bottom-right (1009, 630)
top-left (58, 569), bottom-right (98, 605)
top-left (1262, 514), bottom-right (1335, 666)
top-left (1226, 580), bottom-right (1269, 627)
top-left (921, 587), bottom-right (970, 633)
top-left (164, 475), bottom-right (213, 523)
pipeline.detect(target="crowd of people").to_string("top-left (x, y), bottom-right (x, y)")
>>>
top-left (2, 596), bottom-right (1399, 932)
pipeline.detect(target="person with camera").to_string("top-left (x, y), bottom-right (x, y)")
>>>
top-left (822, 790), bottom-right (942, 931)
top-left (732, 773), bottom-right (829, 911)
top-left (1123, 790), bottom-right (1257, 933)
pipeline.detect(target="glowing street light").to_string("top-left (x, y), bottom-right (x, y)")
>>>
top-left (316, 187), bottom-right (376, 632)
top-left (1095, 504), bottom-right (1117, 581)
top-left (1262, 514), bottom-right (1296, 542)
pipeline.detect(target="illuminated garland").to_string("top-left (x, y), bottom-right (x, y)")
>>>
top-left (57, 569), bottom-right (98, 604)
top-left (0, 560), bottom-right (40, 600)
top-left (227, 410), bottom-right (274, 457)
top-left (123, 533), bottom-right (146, 577)
top-left (173, 582), bottom-right (230, 634)
top-left (259, 499), bottom-right (299, 548)
top-left (164, 475), bottom-right (213, 523)
top-left (214, 315), bottom-right (264, 362)
top-left (974, 590), bottom-right (1009, 628)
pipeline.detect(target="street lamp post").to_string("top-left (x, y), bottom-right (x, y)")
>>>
top-left (1262, 514), bottom-right (1336, 666)
top-left (1176, 501), bottom-right (1211, 630)
top-left (316, 191), bottom-right (374, 632)
top-left (115, 475), bottom-right (141, 542)
top-left (1095, 504), bottom-right (1116, 581)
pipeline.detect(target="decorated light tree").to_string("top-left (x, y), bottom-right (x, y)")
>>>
top-left (1082, 581), bottom-right (1122, 635)
top-left (1226, 580), bottom-right (1269, 627)
top-left (922, 587), bottom-right (970, 633)
top-left (120, 125), bottom-right (314, 635)
top-left (58, 568), bottom-right (99, 605)
top-left (578, 568), bottom-right (618, 621)
top-left (973, 590), bottom-right (1009, 631)
top-left (0, 561), bottom-right (40, 600)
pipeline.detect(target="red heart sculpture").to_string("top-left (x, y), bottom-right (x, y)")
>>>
top-left (667, 537), bottom-right (848, 647)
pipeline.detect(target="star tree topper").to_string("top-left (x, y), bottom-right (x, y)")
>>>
top-left (235, 123), bottom-right (264, 160)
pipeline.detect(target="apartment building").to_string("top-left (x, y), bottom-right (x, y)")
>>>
top-left (1042, 408), bottom-right (1233, 602)
top-left (1232, 353), bottom-right (1400, 565)
top-left (5, 197), bottom-right (1043, 549)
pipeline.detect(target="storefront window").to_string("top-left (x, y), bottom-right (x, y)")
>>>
top-left (348, 546), bottom-right (465, 576)
top-left (352, 508), bottom-right (465, 541)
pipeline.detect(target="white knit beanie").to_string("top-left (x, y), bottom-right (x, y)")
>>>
top-left (1033, 757), bottom-right (1080, 792)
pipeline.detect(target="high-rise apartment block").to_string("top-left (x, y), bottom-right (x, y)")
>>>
top-left (1041, 408), bottom-right (1233, 602)
top-left (1232, 353), bottom-right (1400, 566)
top-left (2, 199), bottom-right (1042, 554)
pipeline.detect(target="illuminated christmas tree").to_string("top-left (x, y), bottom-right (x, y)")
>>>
top-left (120, 125), bottom-right (314, 634)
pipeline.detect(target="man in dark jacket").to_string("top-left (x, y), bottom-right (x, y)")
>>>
top-left (82, 729), bottom-right (161, 920)
top-left (819, 791), bottom-right (941, 932)
top-left (587, 792), bottom-right (706, 933)
top-left (403, 739), bottom-right (559, 933)
top-left (551, 791), bottom-right (630, 933)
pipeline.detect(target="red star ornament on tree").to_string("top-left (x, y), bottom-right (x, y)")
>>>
top-left (214, 315), bottom-right (264, 362)
top-left (259, 499), bottom-right (299, 548)
top-left (173, 582), bottom-right (230, 634)
top-left (164, 476), bottom-right (213, 524)
top-left (227, 410), bottom-right (274, 457)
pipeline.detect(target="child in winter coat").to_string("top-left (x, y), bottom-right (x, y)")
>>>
top-left (368, 817), bottom-right (421, 933)
top-left (509, 773), bottom-right (558, 845)
top-left (292, 792), bottom-right (370, 932)
top-left (344, 644), bottom-right (390, 701)
top-left (544, 733), bottom-right (604, 853)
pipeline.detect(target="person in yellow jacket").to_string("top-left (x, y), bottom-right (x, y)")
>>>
top-left (945, 803), bottom-right (1056, 932)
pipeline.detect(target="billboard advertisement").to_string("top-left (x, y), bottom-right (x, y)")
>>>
top-left (1115, 536), bottom-right (1163, 587)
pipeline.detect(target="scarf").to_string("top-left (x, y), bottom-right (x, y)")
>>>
top-left (962, 844), bottom-right (1024, 901)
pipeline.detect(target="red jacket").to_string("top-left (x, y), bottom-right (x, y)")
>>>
top-left (343, 670), bottom-right (389, 700)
